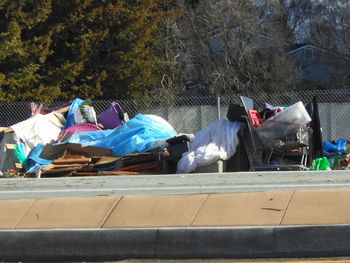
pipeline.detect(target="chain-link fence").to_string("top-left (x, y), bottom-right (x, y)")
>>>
top-left (1, 89), bottom-right (350, 142)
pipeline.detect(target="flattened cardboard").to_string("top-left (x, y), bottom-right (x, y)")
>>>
top-left (94, 156), bottom-right (122, 166)
top-left (40, 143), bottom-right (111, 160)
top-left (53, 156), bottom-right (92, 164)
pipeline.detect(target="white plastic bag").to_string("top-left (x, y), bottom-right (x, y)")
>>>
top-left (256, 101), bottom-right (311, 145)
top-left (263, 101), bottom-right (311, 125)
top-left (176, 119), bottom-right (243, 174)
top-left (73, 106), bottom-right (97, 124)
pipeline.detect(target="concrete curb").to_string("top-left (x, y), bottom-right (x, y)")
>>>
top-left (2, 171), bottom-right (350, 200)
top-left (1, 225), bottom-right (350, 261)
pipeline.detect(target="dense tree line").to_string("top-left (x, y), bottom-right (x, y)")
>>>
top-left (0, 0), bottom-right (349, 101)
top-left (0, 0), bottom-right (178, 101)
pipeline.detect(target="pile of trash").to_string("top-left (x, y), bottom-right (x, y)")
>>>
top-left (0, 98), bottom-right (199, 177)
top-left (310, 139), bottom-right (350, 171)
top-left (1, 96), bottom-right (348, 177)
top-left (0, 97), bottom-right (247, 178)
top-left (231, 95), bottom-right (350, 172)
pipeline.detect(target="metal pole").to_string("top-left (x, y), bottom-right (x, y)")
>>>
top-left (217, 95), bottom-right (221, 120)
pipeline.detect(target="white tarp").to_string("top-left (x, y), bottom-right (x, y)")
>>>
top-left (11, 112), bottom-right (65, 156)
top-left (176, 119), bottom-right (243, 174)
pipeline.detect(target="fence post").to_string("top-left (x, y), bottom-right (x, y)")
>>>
top-left (217, 95), bottom-right (221, 120)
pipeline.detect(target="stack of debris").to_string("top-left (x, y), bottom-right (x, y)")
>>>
top-left (310, 138), bottom-right (350, 171)
top-left (0, 99), bottom-right (191, 178)
top-left (40, 143), bottom-right (164, 177)
top-left (2, 95), bottom-right (339, 176)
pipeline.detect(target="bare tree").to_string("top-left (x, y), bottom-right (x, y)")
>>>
top-left (271, 0), bottom-right (350, 89)
top-left (160, 0), bottom-right (301, 97)
top-left (305, 0), bottom-right (350, 87)
top-left (308, 1), bottom-right (350, 53)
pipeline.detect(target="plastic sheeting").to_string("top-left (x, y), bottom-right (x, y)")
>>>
top-left (323, 138), bottom-right (347, 157)
top-left (27, 143), bottom-right (53, 171)
top-left (11, 112), bottom-right (66, 156)
top-left (177, 119), bottom-right (243, 174)
top-left (62, 98), bottom-right (85, 130)
top-left (65, 114), bottom-right (176, 156)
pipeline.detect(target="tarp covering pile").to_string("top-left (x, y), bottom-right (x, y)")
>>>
top-left (0, 98), bottom-right (246, 177)
top-left (0, 99), bottom-right (188, 177)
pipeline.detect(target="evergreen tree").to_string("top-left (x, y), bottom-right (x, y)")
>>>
top-left (0, 0), bottom-right (177, 102)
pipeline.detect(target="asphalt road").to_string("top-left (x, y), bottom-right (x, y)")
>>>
top-left (1, 170), bottom-right (350, 199)
top-left (111, 259), bottom-right (350, 262)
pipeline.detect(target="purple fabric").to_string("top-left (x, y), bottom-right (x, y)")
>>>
top-left (98, 102), bottom-right (124, 129)
top-left (263, 103), bottom-right (274, 110)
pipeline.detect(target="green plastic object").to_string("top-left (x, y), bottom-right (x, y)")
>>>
top-left (14, 143), bottom-right (29, 169)
top-left (310, 157), bottom-right (331, 171)
top-left (329, 155), bottom-right (346, 170)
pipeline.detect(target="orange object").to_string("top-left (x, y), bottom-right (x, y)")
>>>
top-left (248, 110), bottom-right (263, 128)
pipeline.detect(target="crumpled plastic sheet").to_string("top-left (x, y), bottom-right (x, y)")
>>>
top-left (27, 143), bottom-right (53, 172)
top-left (11, 112), bottom-right (66, 156)
top-left (66, 114), bottom-right (177, 156)
top-left (62, 98), bottom-right (85, 131)
top-left (323, 138), bottom-right (347, 157)
top-left (177, 119), bottom-right (243, 174)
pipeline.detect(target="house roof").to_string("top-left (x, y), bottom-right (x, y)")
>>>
top-left (288, 43), bottom-right (350, 61)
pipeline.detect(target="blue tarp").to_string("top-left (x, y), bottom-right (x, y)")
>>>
top-left (27, 143), bottom-right (53, 171)
top-left (27, 114), bottom-right (176, 170)
top-left (65, 114), bottom-right (176, 156)
top-left (323, 138), bottom-right (347, 157)
top-left (62, 98), bottom-right (85, 131)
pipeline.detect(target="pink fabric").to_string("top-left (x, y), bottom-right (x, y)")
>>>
top-left (58, 123), bottom-right (102, 142)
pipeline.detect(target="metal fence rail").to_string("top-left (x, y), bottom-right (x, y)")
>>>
top-left (1, 89), bottom-right (350, 142)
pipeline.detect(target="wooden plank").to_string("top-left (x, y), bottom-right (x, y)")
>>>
top-left (98, 171), bottom-right (154, 176)
top-left (93, 156), bottom-right (122, 165)
top-left (72, 171), bottom-right (152, 176)
top-left (71, 172), bottom-right (99, 176)
top-left (44, 163), bottom-right (85, 171)
top-left (53, 157), bottom-right (92, 164)
top-left (6, 144), bottom-right (15, 150)
top-left (119, 162), bottom-right (159, 171)
top-left (42, 165), bottom-right (84, 174)
top-left (54, 105), bottom-right (70, 114)
top-left (0, 127), bottom-right (13, 133)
